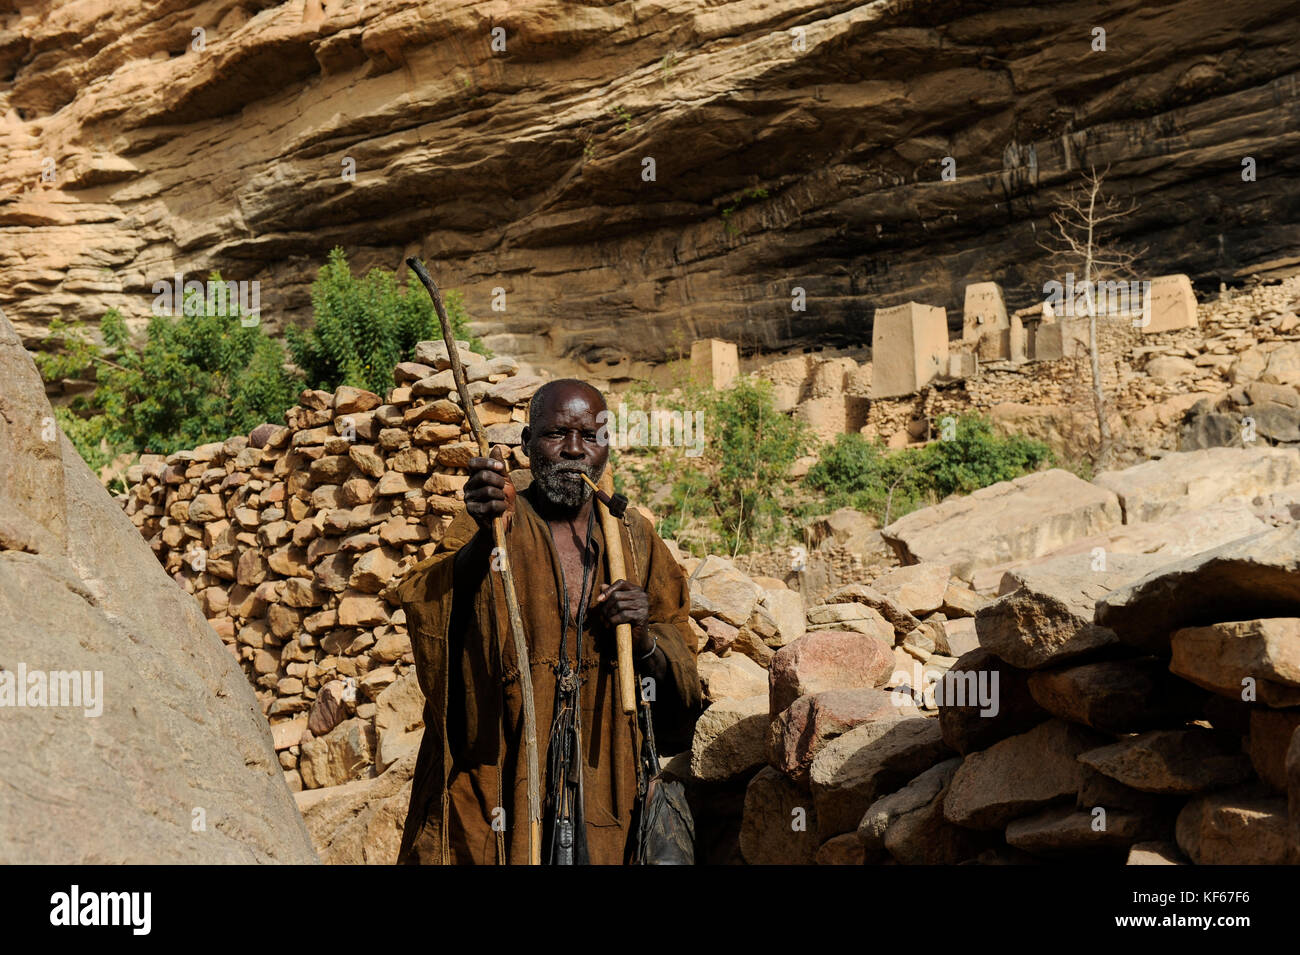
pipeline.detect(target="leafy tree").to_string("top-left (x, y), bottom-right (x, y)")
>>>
top-left (34, 278), bottom-right (300, 464)
top-left (617, 376), bottom-right (811, 555)
top-left (286, 247), bottom-right (484, 396)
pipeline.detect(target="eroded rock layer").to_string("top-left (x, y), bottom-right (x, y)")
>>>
top-left (2, 0), bottom-right (1299, 375)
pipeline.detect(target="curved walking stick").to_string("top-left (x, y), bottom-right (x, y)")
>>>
top-left (406, 257), bottom-right (541, 866)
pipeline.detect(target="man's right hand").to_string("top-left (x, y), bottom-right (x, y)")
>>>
top-left (463, 455), bottom-right (516, 532)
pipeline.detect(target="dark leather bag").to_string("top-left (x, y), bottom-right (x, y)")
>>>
top-left (630, 693), bottom-right (695, 865)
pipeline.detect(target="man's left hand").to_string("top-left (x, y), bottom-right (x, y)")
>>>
top-left (593, 579), bottom-right (652, 653)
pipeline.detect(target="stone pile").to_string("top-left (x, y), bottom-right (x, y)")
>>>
top-left (119, 340), bottom-right (545, 793)
top-left (714, 521), bottom-right (1300, 864)
top-left (882, 446), bottom-right (1300, 591)
top-left (683, 554), bottom-right (992, 865)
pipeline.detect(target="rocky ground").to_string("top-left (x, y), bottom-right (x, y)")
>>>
top-left (113, 321), bottom-right (1300, 863)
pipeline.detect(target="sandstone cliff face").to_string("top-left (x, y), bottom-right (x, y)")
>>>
top-left (2, 0), bottom-right (1298, 378)
top-left (0, 305), bottom-right (318, 863)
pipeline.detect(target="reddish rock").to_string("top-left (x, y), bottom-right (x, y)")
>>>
top-left (700, 616), bottom-right (739, 655)
top-left (769, 688), bottom-right (917, 786)
top-left (768, 630), bottom-right (894, 717)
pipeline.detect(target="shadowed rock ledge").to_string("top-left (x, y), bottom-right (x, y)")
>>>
top-left (2, 0), bottom-right (1298, 380)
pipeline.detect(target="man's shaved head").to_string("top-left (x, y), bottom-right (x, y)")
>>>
top-left (528, 379), bottom-right (606, 429)
top-left (522, 379), bottom-right (609, 509)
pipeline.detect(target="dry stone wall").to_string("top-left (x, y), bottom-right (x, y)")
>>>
top-left (120, 340), bottom-right (543, 793)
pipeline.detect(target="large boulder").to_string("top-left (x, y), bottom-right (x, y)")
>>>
top-left (688, 556), bottom-right (761, 626)
top-left (969, 499), bottom-right (1269, 593)
top-left (809, 717), bottom-right (953, 839)
top-left (1027, 657), bottom-right (1206, 733)
top-left (1078, 728), bottom-right (1254, 794)
top-left (869, 562), bottom-right (952, 616)
top-left (1096, 525), bottom-right (1300, 654)
top-left (739, 766), bottom-right (819, 865)
top-left (975, 552), bottom-right (1167, 669)
top-left (696, 650), bottom-right (769, 703)
top-left (805, 601), bottom-right (894, 637)
top-left (1175, 788), bottom-right (1292, 864)
top-left (826, 582), bottom-right (921, 640)
top-left (1170, 618), bottom-right (1300, 707)
top-left (1092, 447), bottom-right (1300, 523)
top-left (1249, 710), bottom-right (1300, 792)
top-left (373, 669), bottom-right (426, 772)
top-left (882, 767), bottom-right (993, 864)
top-left (768, 688), bottom-right (915, 786)
top-left (882, 469), bottom-right (1123, 583)
top-left (1005, 805), bottom-right (1169, 857)
top-left (0, 309), bottom-right (316, 863)
top-left (761, 588), bottom-right (806, 647)
top-left (296, 750), bottom-right (416, 865)
top-left (943, 719), bottom-right (1107, 830)
top-left (858, 756), bottom-right (988, 863)
top-left (299, 718), bottom-right (376, 789)
top-left (690, 694), bottom-right (769, 783)
top-left (937, 648), bottom-right (1047, 754)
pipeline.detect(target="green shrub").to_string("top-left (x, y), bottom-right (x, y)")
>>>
top-left (804, 432), bottom-right (930, 523)
top-left (806, 414), bottom-right (1054, 525)
top-left (286, 247), bottom-right (483, 396)
top-left (615, 376), bottom-right (811, 555)
top-left (34, 280), bottom-right (300, 464)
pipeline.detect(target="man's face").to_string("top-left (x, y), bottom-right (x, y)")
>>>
top-left (524, 384), bottom-right (608, 509)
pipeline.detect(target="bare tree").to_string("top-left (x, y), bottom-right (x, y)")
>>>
top-left (1038, 165), bottom-right (1145, 469)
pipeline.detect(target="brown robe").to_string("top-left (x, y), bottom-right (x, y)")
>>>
top-left (395, 484), bottom-right (701, 865)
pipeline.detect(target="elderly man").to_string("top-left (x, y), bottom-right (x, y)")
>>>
top-left (395, 379), bottom-right (701, 865)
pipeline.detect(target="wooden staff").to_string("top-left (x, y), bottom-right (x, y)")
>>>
top-left (583, 471), bottom-right (637, 715)
top-left (406, 257), bottom-right (541, 866)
